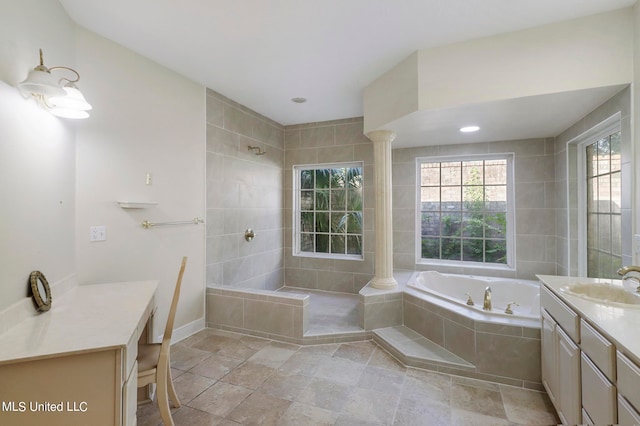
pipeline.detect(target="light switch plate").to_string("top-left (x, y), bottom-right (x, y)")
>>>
top-left (90, 226), bottom-right (106, 242)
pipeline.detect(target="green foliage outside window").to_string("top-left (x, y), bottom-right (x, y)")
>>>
top-left (299, 166), bottom-right (363, 256)
top-left (421, 160), bottom-right (508, 264)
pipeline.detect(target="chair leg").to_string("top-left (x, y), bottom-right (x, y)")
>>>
top-left (157, 369), bottom-right (175, 426)
top-left (166, 364), bottom-right (181, 408)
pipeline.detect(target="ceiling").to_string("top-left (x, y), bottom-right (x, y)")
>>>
top-left (59, 0), bottom-right (635, 147)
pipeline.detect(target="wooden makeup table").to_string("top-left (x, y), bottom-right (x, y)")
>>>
top-left (0, 281), bottom-right (158, 426)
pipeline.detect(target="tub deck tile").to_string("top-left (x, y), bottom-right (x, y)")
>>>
top-left (373, 326), bottom-right (475, 371)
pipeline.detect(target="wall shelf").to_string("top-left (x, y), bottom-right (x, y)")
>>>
top-left (117, 201), bottom-right (159, 209)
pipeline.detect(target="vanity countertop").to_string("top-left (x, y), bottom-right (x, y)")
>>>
top-left (538, 274), bottom-right (640, 363)
top-left (0, 280), bottom-right (158, 365)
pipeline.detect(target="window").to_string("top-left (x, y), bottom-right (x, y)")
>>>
top-left (584, 129), bottom-right (622, 278)
top-left (417, 155), bottom-right (513, 267)
top-left (293, 163), bottom-right (364, 259)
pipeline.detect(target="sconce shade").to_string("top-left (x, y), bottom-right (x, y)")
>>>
top-left (18, 49), bottom-right (91, 119)
top-left (49, 107), bottom-right (90, 119)
top-left (18, 66), bottom-right (66, 98)
top-left (49, 84), bottom-right (92, 111)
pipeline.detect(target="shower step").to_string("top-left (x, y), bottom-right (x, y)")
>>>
top-left (373, 325), bottom-right (475, 372)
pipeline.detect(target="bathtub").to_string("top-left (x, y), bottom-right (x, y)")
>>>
top-left (406, 270), bottom-right (540, 324)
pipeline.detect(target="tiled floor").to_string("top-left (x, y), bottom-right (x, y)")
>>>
top-left (137, 329), bottom-right (559, 426)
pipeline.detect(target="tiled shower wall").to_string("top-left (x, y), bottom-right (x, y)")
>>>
top-left (283, 118), bottom-right (375, 293)
top-left (392, 138), bottom-right (558, 280)
top-left (554, 86), bottom-right (632, 276)
top-left (205, 89), bottom-right (285, 290)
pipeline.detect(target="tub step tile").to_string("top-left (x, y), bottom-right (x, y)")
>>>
top-left (373, 326), bottom-right (475, 371)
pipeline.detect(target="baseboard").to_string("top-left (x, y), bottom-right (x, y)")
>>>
top-left (156, 317), bottom-right (206, 344)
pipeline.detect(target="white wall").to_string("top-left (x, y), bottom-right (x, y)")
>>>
top-left (74, 28), bottom-right (206, 335)
top-left (364, 8), bottom-right (634, 133)
top-left (0, 0), bottom-right (77, 311)
top-left (0, 0), bottom-right (206, 336)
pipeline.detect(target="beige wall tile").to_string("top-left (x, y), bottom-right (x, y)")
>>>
top-left (475, 333), bottom-right (541, 382)
top-left (244, 299), bottom-right (295, 337)
top-left (207, 294), bottom-right (244, 328)
top-left (443, 319), bottom-right (475, 364)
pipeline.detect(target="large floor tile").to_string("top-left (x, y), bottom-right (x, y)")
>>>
top-left (451, 383), bottom-right (507, 419)
top-left (500, 385), bottom-right (559, 425)
top-left (225, 391), bottom-right (291, 425)
top-left (220, 361), bottom-right (276, 389)
top-left (188, 382), bottom-right (252, 417)
top-left (296, 377), bottom-right (355, 412)
top-left (258, 370), bottom-right (313, 401)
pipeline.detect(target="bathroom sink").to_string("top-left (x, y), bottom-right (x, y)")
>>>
top-left (561, 283), bottom-right (640, 306)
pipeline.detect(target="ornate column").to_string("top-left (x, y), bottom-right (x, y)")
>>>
top-left (366, 130), bottom-right (397, 289)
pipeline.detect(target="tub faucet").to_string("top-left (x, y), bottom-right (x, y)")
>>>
top-left (483, 286), bottom-right (492, 311)
top-left (617, 266), bottom-right (640, 292)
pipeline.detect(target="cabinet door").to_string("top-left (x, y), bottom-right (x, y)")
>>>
top-left (557, 327), bottom-right (581, 426)
top-left (541, 309), bottom-right (559, 407)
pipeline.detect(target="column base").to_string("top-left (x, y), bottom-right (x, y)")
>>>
top-left (370, 276), bottom-right (398, 290)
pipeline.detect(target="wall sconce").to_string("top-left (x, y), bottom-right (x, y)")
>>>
top-left (18, 49), bottom-right (92, 119)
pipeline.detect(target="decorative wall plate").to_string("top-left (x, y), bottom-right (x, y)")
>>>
top-left (29, 270), bottom-right (52, 312)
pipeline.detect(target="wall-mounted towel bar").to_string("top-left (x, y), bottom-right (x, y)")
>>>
top-left (142, 218), bottom-right (204, 229)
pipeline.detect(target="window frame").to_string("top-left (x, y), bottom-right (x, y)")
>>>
top-left (292, 161), bottom-right (365, 261)
top-left (575, 114), bottom-right (622, 277)
top-left (415, 153), bottom-right (516, 270)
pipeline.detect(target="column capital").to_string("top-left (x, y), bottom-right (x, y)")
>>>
top-left (365, 130), bottom-right (396, 144)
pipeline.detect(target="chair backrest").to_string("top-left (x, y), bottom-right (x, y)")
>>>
top-left (161, 256), bottom-right (187, 346)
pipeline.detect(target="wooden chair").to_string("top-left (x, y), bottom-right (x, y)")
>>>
top-left (137, 256), bottom-right (187, 426)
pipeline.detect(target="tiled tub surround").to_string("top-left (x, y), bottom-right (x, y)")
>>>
top-left (399, 288), bottom-right (542, 390)
top-left (206, 286), bottom-right (371, 345)
top-left (208, 271), bottom-right (543, 390)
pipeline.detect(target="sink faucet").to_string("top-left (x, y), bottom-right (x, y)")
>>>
top-left (483, 286), bottom-right (492, 311)
top-left (617, 266), bottom-right (640, 292)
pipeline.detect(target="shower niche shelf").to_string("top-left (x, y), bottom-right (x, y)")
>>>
top-left (117, 201), bottom-right (159, 209)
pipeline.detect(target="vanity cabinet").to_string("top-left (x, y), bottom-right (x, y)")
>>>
top-left (538, 275), bottom-right (640, 426)
top-left (541, 286), bottom-right (581, 425)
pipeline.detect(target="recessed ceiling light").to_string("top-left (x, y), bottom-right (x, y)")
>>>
top-left (291, 97), bottom-right (307, 104)
top-left (460, 126), bottom-right (480, 133)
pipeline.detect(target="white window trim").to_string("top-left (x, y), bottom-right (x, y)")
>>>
top-left (415, 153), bottom-right (516, 270)
top-left (292, 161), bottom-right (365, 261)
top-left (571, 113), bottom-right (622, 276)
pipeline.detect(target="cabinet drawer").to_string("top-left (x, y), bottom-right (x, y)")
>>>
top-left (541, 285), bottom-right (580, 343)
top-left (617, 351), bottom-right (640, 412)
top-left (581, 352), bottom-right (616, 425)
top-left (618, 394), bottom-right (640, 426)
top-left (580, 319), bottom-right (615, 381)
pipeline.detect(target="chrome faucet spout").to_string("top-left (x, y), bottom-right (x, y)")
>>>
top-left (483, 286), bottom-right (492, 311)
